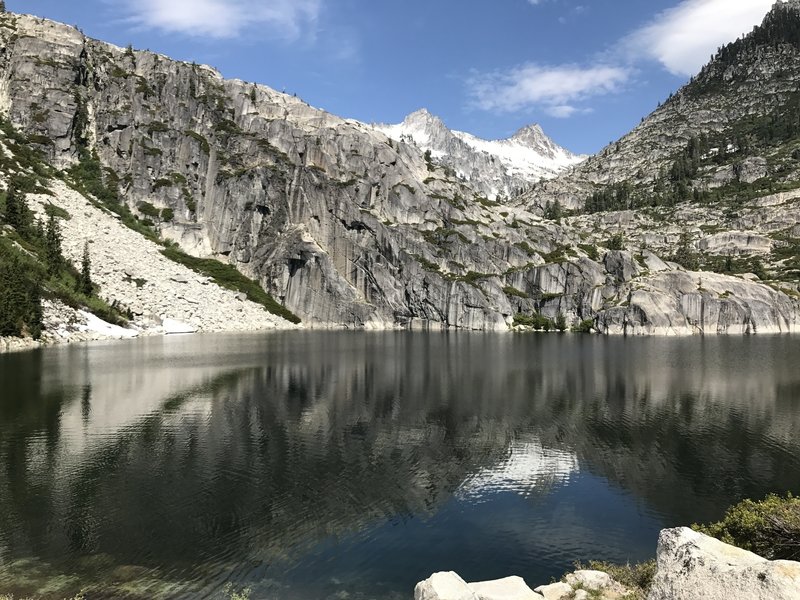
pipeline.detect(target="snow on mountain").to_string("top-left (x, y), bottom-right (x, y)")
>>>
top-left (375, 109), bottom-right (586, 199)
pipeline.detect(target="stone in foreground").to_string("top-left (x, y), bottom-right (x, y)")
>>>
top-left (647, 527), bottom-right (800, 600)
top-left (565, 570), bottom-right (628, 597)
top-left (415, 571), bottom-right (479, 600)
top-left (468, 575), bottom-right (543, 599)
top-left (532, 581), bottom-right (572, 600)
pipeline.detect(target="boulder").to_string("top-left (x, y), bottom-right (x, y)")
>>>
top-left (468, 575), bottom-right (543, 600)
top-left (415, 572), bottom-right (479, 600)
top-left (647, 527), bottom-right (800, 600)
top-left (564, 570), bottom-right (628, 596)
top-left (162, 318), bottom-right (197, 335)
top-left (532, 581), bottom-right (572, 600)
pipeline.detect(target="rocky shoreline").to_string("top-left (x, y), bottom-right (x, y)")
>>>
top-left (415, 527), bottom-right (800, 600)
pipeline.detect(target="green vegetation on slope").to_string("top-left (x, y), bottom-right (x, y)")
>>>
top-left (160, 246), bottom-right (301, 324)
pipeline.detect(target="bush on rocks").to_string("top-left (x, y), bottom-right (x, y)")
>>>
top-left (692, 493), bottom-right (800, 560)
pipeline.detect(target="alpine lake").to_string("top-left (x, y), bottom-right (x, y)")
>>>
top-left (1, 332), bottom-right (799, 599)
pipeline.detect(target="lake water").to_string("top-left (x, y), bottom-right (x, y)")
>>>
top-left (1, 332), bottom-right (799, 599)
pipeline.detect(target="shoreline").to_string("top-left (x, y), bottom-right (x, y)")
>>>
top-left (4, 320), bottom-right (799, 355)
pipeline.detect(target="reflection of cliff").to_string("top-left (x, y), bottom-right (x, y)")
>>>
top-left (513, 336), bottom-right (800, 525)
top-left (1, 333), bottom-right (799, 598)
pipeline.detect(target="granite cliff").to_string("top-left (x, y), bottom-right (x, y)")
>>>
top-left (0, 2), bottom-right (798, 334)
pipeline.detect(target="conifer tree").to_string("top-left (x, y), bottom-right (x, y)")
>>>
top-left (77, 241), bottom-right (93, 296)
top-left (45, 213), bottom-right (63, 276)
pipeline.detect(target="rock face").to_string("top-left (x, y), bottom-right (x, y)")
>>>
top-left (375, 109), bottom-right (584, 200)
top-left (648, 527), bottom-right (800, 600)
top-left (0, 9), bottom-right (797, 333)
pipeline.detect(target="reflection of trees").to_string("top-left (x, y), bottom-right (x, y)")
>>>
top-left (1, 333), bottom-right (799, 597)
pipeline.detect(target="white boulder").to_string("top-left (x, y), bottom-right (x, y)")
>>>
top-left (647, 527), bottom-right (800, 600)
top-left (468, 575), bottom-right (543, 599)
top-left (532, 581), bottom-right (572, 600)
top-left (415, 571), bottom-right (479, 600)
top-left (162, 318), bottom-right (197, 335)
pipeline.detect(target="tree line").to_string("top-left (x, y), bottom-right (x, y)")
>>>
top-left (0, 181), bottom-right (93, 339)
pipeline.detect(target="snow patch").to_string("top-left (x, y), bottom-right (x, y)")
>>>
top-left (78, 311), bottom-right (139, 339)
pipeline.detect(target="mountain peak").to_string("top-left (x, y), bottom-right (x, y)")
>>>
top-left (403, 108), bottom-right (444, 127)
top-left (510, 124), bottom-right (546, 145)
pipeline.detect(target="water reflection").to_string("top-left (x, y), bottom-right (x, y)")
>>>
top-left (0, 333), bottom-right (799, 599)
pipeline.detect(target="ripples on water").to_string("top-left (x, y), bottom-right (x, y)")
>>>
top-left (1, 333), bottom-right (799, 599)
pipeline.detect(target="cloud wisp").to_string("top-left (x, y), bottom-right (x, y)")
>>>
top-left (468, 63), bottom-right (631, 117)
top-left (471, 0), bottom-right (776, 117)
top-left (120, 0), bottom-right (322, 40)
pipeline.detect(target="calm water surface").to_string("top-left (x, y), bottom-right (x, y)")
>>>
top-left (1, 333), bottom-right (799, 599)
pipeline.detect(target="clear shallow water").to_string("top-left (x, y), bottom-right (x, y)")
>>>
top-left (1, 332), bottom-right (799, 599)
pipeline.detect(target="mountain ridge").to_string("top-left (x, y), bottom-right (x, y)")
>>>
top-left (0, 6), bottom-right (797, 339)
top-left (375, 108), bottom-right (584, 200)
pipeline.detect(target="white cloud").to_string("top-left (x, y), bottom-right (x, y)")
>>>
top-left (623, 0), bottom-right (776, 76)
top-left (467, 63), bottom-right (631, 115)
top-left (470, 0), bottom-right (777, 117)
top-left (121, 0), bottom-right (322, 40)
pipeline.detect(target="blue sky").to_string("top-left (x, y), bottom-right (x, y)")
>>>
top-left (9, 0), bottom-right (777, 154)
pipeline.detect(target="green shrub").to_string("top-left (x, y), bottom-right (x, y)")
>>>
top-left (572, 319), bottom-right (595, 333)
top-left (573, 560), bottom-right (656, 600)
top-left (513, 312), bottom-right (554, 330)
top-left (137, 201), bottom-right (161, 219)
top-left (605, 233), bottom-right (625, 251)
top-left (503, 285), bottom-right (529, 299)
top-left (578, 243), bottom-right (600, 261)
top-left (160, 207), bottom-right (174, 222)
top-left (692, 493), bottom-right (800, 560)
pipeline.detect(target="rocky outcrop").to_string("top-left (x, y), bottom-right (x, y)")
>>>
top-left (596, 269), bottom-right (799, 336)
top-left (415, 570), bottom-right (631, 600)
top-left (415, 528), bottom-right (800, 600)
top-left (415, 572), bottom-right (544, 600)
top-left (648, 527), bottom-right (800, 600)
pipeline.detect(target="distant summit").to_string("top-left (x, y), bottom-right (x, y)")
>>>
top-left (375, 109), bottom-right (584, 200)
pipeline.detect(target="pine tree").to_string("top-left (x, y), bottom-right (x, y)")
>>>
top-left (45, 213), bottom-right (63, 276)
top-left (5, 184), bottom-right (21, 228)
top-left (0, 2), bottom-right (6, 14)
top-left (77, 241), bottom-right (93, 296)
top-left (673, 232), bottom-right (699, 270)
